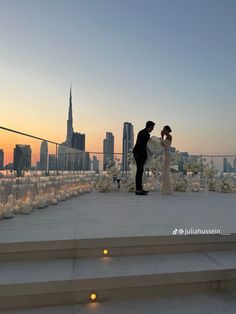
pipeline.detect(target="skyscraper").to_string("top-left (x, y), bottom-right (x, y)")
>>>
top-left (40, 141), bottom-right (48, 171)
top-left (82, 152), bottom-right (91, 171)
top-left (72, 132), bottom-right (85, 151)
top-left (92, 155), bottom-right (99, 174)
top-left (48, 154), bottom-right (57, 171)
top-left (58, 86), bottom-right (84, 170)
top-left (223, 158), bottom-right (228, 173)
top-left (103, 132), bottom-right (114, 170)
top-left (13, 145), bottom-right (31, 176)
top-left (122, 122), bottom-right (134, 171)
top-left (178, 152), bottom-right (190, 172)
top-left (0, 149), bottom-right (4, 170)
top-left (66, 86), bottom-right (74, 145)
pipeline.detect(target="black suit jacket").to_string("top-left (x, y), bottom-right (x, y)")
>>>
top-left (133, 128), bottom-right (150, 159)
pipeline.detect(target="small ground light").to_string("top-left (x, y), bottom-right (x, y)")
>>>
top-left (103, 249), bottom-right (109, 255)
top-left (90, 293), bottom-right (97, 301)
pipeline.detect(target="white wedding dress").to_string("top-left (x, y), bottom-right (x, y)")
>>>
top-left (161, 138), bottom-right (172, 194)
top-left (145, 136), bottom-right (172, 194)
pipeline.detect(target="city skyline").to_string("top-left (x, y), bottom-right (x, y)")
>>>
top-left (1, 0), bottom-right (236, 157)
top-left (0, 88), bottom-right (235, 174)
top-left (0, 85), bottom-right (236, 169)
top-left (1, 135), bottom-right (236, 173)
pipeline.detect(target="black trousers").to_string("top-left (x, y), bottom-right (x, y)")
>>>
top-left (134, 156), bottom-right (146, 191)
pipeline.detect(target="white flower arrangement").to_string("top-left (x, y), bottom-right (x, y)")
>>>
top-left (145, 156), bottom-right (162, 177)
top-left (106, 160), bottom-right (120, 177)
top-left (203, 160), bottom-right (218, 179)
top-left (125, 177), bottom-right (136, 192)
top-left (127, 150), bottom-right (135, 166)
top-left (184, 156), bottom-right (204, 174)
top-left (121, 176), bottom-right (135, 192)
top-left (171, 150), bottom-right (181, 166)
top-left (173, 175), bottom-right (188, 192)
top-left (189, 177), bottom-right (203, 192)
top-left (207, 178), bottom-right (217, 191)
top-left (3, 205), bottom-right (13, 218)
top-left (20, 200), bottom-right (33, 215)
top-left (3, 194), bottom-right (15, 218)
top-left (144, 175), bottom-right (160, 191)
top-left (0, 172), bottom-right (95, 221)
top-left (51, 198), bottom-right (58, 205)
top-left (36, 189), bottom-right (49, 209)
top-left (130, 163), bottom-right (137, 180)
top-left (216, 175), bottom-right (235, 193)
top-left (95, 176), bottom-right (113, 193)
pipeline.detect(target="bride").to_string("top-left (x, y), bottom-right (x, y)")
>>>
top-left (160, 125), bottom-right (172, 194)
top-left (146, 125), bottom-right (172, 194)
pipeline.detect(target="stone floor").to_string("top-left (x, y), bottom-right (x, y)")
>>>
top-left (0, 191), bottom-right (236, 243)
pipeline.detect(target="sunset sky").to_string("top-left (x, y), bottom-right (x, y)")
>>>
top-left (1, 0), bottom-right (236, 164)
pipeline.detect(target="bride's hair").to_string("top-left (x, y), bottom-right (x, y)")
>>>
top-left (164, 125), bottom-right (172, 133)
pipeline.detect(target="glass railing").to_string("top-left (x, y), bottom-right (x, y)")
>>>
top-left (0, 126), bottom-right (124, 176)
top-left (0, 126), bottom-right (235, 219)
top-left (0, 126), bottom-right (124, 218)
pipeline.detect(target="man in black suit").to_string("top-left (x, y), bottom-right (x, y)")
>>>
top-left (133, 121), bottom-right (155, 195)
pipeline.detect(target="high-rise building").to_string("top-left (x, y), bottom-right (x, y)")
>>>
top-left (122, 122), bottom-right (134, 171)
top-left (48, 154), bottom-right (57, 171)
top-left (72, 132), bottom-right (85, 151)
top-left (0, 149), bottom-right (4, 170)
top-left (58, 86), bottom-right (84, 170)
top-left (92, 155), bottom-right (99, 174)
top-left (223, 158), bottom-right (228, 173)
top-left (13, 145), bottom-right (31, 176)
top-left (103, 132), bottom-right (114, 170)
top-left (40, 141), bottom-right (48, 171)
top-left (178, 152), bottom-right (190, 172)
top-left (228, 161), bottom-right (233, 172)
top-left (234, 158), bottom-right (236, 173)
top-left (66, 86), bottom-right (74, 145)
top-left (82, 152), bottom-right (91, 171)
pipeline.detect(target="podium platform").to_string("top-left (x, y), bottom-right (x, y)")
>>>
top-left (0, 192), bottom-right (236, 313)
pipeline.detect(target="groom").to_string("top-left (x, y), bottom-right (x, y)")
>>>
top-left (133, 121), bottom-right (155, 195)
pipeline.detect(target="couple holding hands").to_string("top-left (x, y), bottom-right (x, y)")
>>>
top-left (133, 121), bottom-right (172, 195)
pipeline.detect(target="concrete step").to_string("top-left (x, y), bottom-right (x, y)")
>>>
top-left (0, 250), bottom-right (236, 310)
top-left (1, 234), bottom-right (236, 261)
top-left (1, 291), bottom-right (236, 314)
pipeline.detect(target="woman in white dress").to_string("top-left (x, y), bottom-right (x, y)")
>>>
top-left (161, 125), bottom-right (172, 194)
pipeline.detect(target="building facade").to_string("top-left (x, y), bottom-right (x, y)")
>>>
top-left (92, 155), bottom-right (99, 174)
top-left (0, 149), bottom-right (4, 170)
top-left (103, 132), bottom-right (114, 170)
top-left (40, 141), bottom-right (48, 171)
top-left (48, 154), bottom-right (57, 171)
top-left (13, 144), bottom-right (32, 176)
top-left (122, 122), bottom-right (134, 171)
top-left (72, 132), bottom-right (85, 151)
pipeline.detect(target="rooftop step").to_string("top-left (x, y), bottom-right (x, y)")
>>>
top-left (0, 250), bottom-right (236, 309)
top-left (1, 291), bottom-right (236, 314)
top-left (0, 234), bottom-right (236, 261)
